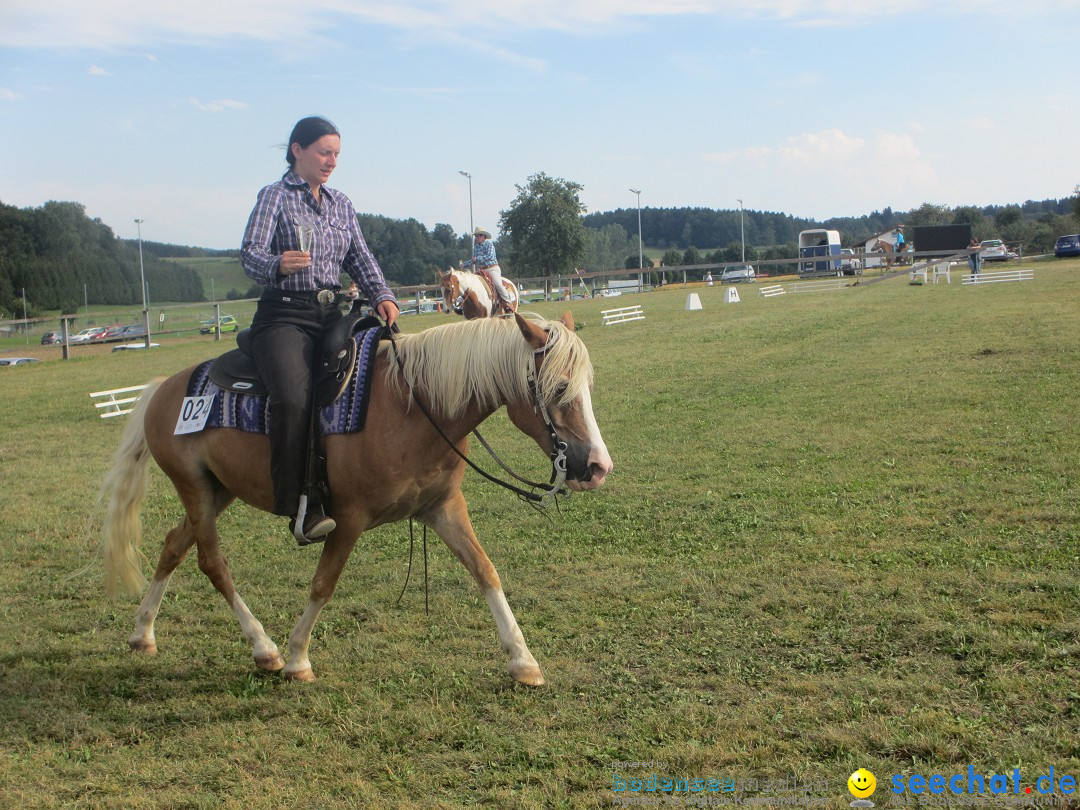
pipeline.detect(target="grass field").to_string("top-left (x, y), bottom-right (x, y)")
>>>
top-left (1, 261), bottom-right (1078, 809)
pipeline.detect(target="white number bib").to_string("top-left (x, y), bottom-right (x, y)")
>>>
top-left (174, 395), bottom-right (216, 435)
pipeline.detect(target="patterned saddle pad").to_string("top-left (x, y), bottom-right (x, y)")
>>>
top-left (185, 326), bottom-right (382, 435)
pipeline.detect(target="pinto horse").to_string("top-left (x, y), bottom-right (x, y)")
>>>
top-left (101, 313), bottom-right (612, 685)
top-left (437, 268), bottom-right (520, 319)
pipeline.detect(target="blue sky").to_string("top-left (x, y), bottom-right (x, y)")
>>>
top-left (2, 0), bottom-right (1077, 250)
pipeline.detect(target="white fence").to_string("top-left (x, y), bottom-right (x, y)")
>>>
top-left (601, 305), bottom-right (646, 326)
top-left (89, 384), bottom-right (149, 419)
top-left (962, 269), bottom-right (1033, 286)
top-left (790, 279), bottom-right (848, 294)
top-left (758, 284), bottom-right (786, 298)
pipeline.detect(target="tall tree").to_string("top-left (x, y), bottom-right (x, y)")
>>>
top-left (499, 172), bottom-right (588, 277)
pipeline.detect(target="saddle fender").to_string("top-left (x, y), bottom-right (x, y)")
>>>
top-left (207, 307), bottom-right (384, 407)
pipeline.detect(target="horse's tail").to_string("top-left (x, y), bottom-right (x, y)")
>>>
top-left (101, 380), bottom-right (161, 598)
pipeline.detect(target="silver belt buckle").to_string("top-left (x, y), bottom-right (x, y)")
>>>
top-left (316, 289), bottom-right (336, 305)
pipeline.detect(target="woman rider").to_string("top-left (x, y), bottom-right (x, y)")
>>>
top-left (241, 116), bottom-right (400, 545)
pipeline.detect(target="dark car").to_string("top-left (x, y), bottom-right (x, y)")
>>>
top-left (1054, 234), bottom-right (1080, 258)
top-left (41, 331), bottom-right (64, 345)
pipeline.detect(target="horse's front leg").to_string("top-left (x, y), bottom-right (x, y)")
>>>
top-left (284, 532), bottom-right (359, 682)
top-left (427, 493), bottom-right (544, 687)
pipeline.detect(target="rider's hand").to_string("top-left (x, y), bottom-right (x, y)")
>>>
top-left (376, 300), bottom-right (400, 328)
top-left (278, 251), bottom-right (311, 276)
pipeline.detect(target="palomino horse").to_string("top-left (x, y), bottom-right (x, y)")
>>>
top-left (101, 313), bottom-right (612, 685)
top-left (437, 268), bottom-right (520, 319)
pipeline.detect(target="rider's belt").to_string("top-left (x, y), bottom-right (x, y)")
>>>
top-left (262, 287), bottom-right (339, 306)
top-left (479, 263), bottom-right (499, 270)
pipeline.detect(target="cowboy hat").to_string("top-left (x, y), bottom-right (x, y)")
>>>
top-left (473, 227), bottom-right (492, 238)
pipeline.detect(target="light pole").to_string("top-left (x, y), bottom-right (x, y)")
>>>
top-left (630, 188), bottom-right (643, 288)
top-left (737, 198), bottom-right (745, 264)
top-left (134, 219), bottom-right (151, 348)
top-left (458, 170), bottom-right (474, 253)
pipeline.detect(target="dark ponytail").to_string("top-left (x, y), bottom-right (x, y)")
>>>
top-left (286, 117), bottom-right (340, 167)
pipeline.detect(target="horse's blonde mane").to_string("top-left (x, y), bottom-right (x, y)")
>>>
top-left (379, 315), bottom-right (592, 419)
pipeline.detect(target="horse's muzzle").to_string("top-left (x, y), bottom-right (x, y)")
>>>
top-left (564, 438), bottom-right (612, 490)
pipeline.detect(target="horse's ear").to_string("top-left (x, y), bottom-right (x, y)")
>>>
top-left (558, 311), bottom-right (575, 331)
top-left (513, 312), bottom-right (548, 350)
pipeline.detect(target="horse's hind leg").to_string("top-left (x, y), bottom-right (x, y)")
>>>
top-left (129, 517), bottom-right (198, 655)
top-left (191, 506), bottom-right (285, 673)
top-left (427, 494), bottom-right (545, 687)
top-left (131, 489), bottom-right (284, 672)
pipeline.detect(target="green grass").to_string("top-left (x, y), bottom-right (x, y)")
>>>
top-left (1, 262), bottom-right (1078, 808)
top-left (166, 256), bottom-right (251, 299)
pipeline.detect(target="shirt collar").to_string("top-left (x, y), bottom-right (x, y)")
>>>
top-left (282, 170), bottom-right (338, 204)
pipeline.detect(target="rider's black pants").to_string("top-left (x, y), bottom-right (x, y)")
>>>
top-left (250, 288), bottom-right (342, 517)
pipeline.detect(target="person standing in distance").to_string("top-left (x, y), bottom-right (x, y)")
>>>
top-left (463, 227), bottom-right (515, 313)
top-left (241, 116), bottom-right (400, 545)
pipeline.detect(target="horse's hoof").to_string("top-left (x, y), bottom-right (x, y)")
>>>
top-left (129, 638), bottom-right (157, 656)
top-left (283, 666), bottom-right (316, 683)
top-left (509, 663), bottom-right (545, 687)
top-left (255, 652), bottom-right (285, 672)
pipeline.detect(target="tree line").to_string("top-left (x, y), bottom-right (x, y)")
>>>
top-left (0, 200), bottom-right (207, 318)
top-left (4, 186), bottom-right (1077, 315)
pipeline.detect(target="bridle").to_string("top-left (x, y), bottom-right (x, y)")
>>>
top-left (386, 326), bottom-right (569, 505)
top-left (442, 273), bottom-right (466, 316)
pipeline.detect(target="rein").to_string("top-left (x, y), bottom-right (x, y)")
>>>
top-left (385, 326), bottom-right (569, 506)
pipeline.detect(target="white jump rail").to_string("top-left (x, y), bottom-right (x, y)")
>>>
top-left (89, 383), bottom-right (149, 419)
top-left (962, 268), bottom-right (1033, 285)
top-left (790, 278), bottom-right (848, 294)
top-left (601, 305), bottom-right (645, 326)
top-left (758, 284), bottom-right (786, 298)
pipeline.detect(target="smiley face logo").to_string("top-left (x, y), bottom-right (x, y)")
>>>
top-left (848, 769), bottom-right (876, 798)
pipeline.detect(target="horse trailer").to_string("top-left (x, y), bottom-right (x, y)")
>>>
top-left (798, 229), bottom-right (842, 278)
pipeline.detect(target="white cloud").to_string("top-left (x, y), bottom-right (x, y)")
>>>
top-left (188, 97), bottom-right (248, 112)
top-left (87, 64), bottom-right (111, 76)
top-left (1, 0), bottom-right (1065, 50)
top-left (704, 128), bottom-right (866, 163)
top-left (0, 88), bottom-right (23, 101)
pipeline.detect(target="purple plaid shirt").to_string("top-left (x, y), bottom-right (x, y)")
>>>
top-left (241, 171), bottom-right (396, 309)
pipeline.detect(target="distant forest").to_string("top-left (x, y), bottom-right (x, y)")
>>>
top-left (2, 194), bottom-right (1076, 317)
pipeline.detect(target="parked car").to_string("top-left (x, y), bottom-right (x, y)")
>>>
top-left (840, 248), bottom-right (862, 275)
top-left (0, 357), bottom-right (40, 366)
top-left (40, 331), bottom-right (64, 345)
top-left (1054, 234), bottom-right (1080, 258)
top-left (200, 314), bottom-right (239, 335)
top-left (71, 327), bottom-right (109, 343)
top-left (979, 239), bottom-right (1010, 262)
top-left (720, 264), bottom-right (756, 283)
top-left (115, 324), bottom-right (147, 341)
top-left (97, 325), bottom-right (128, 342)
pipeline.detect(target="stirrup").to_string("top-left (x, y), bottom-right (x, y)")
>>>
top-left (291, 495), bottom-right (336, 546)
